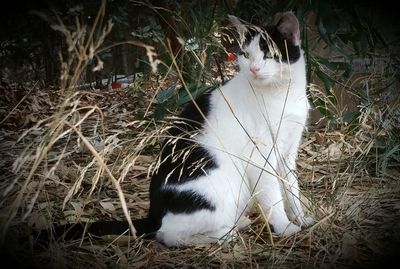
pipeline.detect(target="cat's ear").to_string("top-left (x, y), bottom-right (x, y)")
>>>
top-left (228, 15), bottom-right (249, 37)
top-left (273, 11), bottom-right (300, 45)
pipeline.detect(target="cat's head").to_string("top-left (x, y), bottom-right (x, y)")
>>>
top-left (229, 12), bottom-right (302, 86)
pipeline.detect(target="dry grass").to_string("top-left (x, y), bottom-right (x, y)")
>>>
top-left (1, 4), bottom-right (399, 268)
top-left (1, 74), bottom-right (399, 269)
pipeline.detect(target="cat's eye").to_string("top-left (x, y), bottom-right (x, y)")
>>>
top-left (243, 52), bottom-right (250, 59)
top-left (264, 52), bottom-right (273, 59)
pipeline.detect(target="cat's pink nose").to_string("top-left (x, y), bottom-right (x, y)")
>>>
top-left (250, 67), bottom-right (259, 75)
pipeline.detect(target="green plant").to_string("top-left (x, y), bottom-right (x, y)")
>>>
top-left (136, 1), bottom-right (230, 118)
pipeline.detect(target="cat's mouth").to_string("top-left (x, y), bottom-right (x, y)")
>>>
top-left (248, 73), bottom-right (276, 86)
top-left (250, 73), bottom-right (268, 81)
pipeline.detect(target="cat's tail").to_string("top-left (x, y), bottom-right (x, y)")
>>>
top-left (132, 217), bottom-right (160, 238)
top-left (34, 218), bottom-right (159, 248)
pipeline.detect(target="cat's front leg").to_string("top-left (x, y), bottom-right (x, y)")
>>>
top-left (247, 156), bottom-right (301, 237)
top-left (278, 154), bottom-right (314, 228)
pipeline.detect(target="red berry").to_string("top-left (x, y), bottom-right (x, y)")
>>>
top-left (227, 52), bottom-right (237, 61)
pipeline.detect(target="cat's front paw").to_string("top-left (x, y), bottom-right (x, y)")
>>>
top-left (301, 215), bottom-right (315, 227)
top-left (236, 216), bottom-right (251, 231)
top-left (275, 222), bottom-right (301, 237)
top-left (296, 215), bottom-right (315, 228)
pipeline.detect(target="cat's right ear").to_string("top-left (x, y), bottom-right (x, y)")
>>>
top-left (272, 11), bottom-right (300, 45)
top-left (228, 15), bottom-right (249, 36)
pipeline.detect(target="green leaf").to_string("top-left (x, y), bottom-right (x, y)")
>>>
top-left (156, 85), bottom-right (176, 104)
top-left (142, 25), bottom-right (151, 33)
top-left (175, 84), bottom-right (212, 106)
top-left (379, 144), bottom-right (400, 174)
top-left (314, 68), bottom-right (337, 104)
top-left (316, 57), bottom-right (352, 78)
top-left (341, 110), bottom-right (360, 123)
top-left (308, 96), bottom-right (334, 119)
top-left (154, 83), bottom-right (214, 119)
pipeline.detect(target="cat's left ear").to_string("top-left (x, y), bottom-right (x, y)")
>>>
top-left (274, 11), bottom-right (300, 45)
top-left (228, 15), bottom-right (249, 37)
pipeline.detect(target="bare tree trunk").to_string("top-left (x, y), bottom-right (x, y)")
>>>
top-left (151, 0), bottom-right (186, 81)
top-left (121, 44), bottom-right (130, 76)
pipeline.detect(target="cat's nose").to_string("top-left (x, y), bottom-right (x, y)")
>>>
top-left (250, 67), bottom-right (260, 75)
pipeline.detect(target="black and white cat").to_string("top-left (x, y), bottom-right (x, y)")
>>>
top-left (39, 11), bottom-right (313, 247)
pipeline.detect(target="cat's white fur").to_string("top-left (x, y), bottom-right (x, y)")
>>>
top-left (156, 13), bottom-right (313, 246)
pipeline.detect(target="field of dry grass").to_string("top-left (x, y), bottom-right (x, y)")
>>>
top-left (1, 3), bottom-right (399, 267)
top-left (0, 73), bottom-right (399, 268)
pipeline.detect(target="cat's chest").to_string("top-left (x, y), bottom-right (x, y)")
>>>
top-left (231, 90), bottom-right (300, 131)
top-left (204, 85), bottom-right (307, 154)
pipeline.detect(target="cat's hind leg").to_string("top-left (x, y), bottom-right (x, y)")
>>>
top-left (156, 210), bottom-right (236, 247)
top-left (175, 226), bottom-right (237, 246)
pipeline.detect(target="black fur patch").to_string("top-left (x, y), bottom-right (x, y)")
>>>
top-left (243, 28), bottom-right (258, 47)
top-left (146, 88), bottom-right (218, 223)
top-left (266, 26), bottom-right (300, 63)
top-left (242, 24), bottom-right (301, 63)
top-left (161, 189), bottom-right (216, 213)
top-left (155, 89), bottom-right (217, 185)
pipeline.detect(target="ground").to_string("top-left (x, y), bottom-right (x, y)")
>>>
top-left (0, 75), bottom-right (399, 268)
